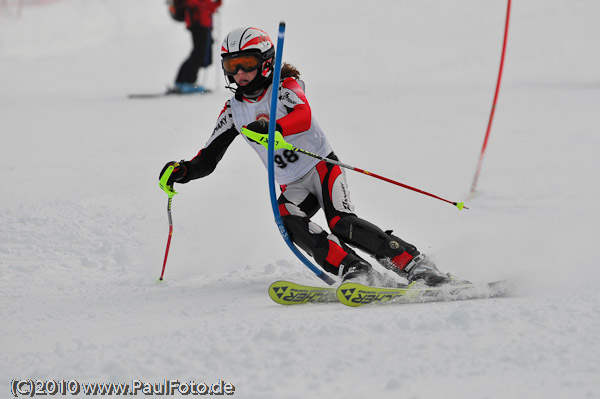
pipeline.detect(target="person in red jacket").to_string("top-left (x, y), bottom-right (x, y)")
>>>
top-left (172, 0), bottom-right (222, 93)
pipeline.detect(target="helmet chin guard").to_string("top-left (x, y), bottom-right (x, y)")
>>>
top-left (221, 27), bottom-right (276, 98)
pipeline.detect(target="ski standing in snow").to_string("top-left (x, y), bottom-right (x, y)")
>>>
top-left (159, 26), bottom-right (456, 287)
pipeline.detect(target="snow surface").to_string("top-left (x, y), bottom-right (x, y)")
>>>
top-left (1, 0), bottom-right (600, 398)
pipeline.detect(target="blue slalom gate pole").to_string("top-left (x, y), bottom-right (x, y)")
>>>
top-left (267, 22), bottom-right (335, 285)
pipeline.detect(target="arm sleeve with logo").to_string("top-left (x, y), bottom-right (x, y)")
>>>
top-left (184, 101), bottom-right (239, 181)
top-left (277, 78), bottom-right (312, 136)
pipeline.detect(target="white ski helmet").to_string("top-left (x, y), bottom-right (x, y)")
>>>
top-left (221, 27), bottom-right (275, 96)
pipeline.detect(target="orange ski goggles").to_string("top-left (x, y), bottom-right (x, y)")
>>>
top-left (222, 53), bottom-right (262, 76)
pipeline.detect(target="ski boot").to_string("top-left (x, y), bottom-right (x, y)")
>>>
top-left (169, 82), bottom-right (208, 94)
top-left (404, 255), bottom-right (453, 287)
top-left (341, 260), bottom-right (398, 287)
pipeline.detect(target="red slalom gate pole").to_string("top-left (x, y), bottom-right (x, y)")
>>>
top-left (470, 0), bottom-right (512, 195)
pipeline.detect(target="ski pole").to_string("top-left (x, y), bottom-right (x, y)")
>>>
top-left (241, 128), bottom-right (467, 210)
top-left (158, 163), bottom-right (180, 281)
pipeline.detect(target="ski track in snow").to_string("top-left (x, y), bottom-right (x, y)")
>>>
top-left (1, 1), bottom-right (600, 398)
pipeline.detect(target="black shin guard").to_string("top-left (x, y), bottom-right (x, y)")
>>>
top-left (331, 215), bottom-right (419, 263)
top-left (282, 214), bottom-right (362, 275)
top-left (281, 214), bottom-right (323, 259)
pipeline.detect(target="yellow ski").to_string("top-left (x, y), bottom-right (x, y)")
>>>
top-left (268, 281), bottom-right (337, 305)
top-left (337, 280), bottom-right (511, 307)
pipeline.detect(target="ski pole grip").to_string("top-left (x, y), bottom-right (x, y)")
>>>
top-left (240, 127), bottom-right (293, 151)
top-left (159, 163), bottom-right (179, 198)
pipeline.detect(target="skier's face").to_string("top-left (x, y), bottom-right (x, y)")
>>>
top-left (233, 69), bottom-right (258, 87)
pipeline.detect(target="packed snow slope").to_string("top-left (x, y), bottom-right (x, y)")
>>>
top-left (1, 0), bottom-right (599, 398)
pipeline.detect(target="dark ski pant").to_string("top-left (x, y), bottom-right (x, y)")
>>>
top-left (278, 155), bottom-right (420, 277)
top-left (175, 25), bottom-right (213, 84)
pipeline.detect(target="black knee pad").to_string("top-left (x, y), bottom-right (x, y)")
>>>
top-left (282, 214), bottom-right (339, 273)
top-left (282, 214), bottom-right (324, 256)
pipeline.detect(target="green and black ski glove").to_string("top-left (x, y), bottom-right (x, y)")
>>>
top-left (159, 161), bottom-right (188, 186)
top-left (245, 120), bottom-right (283, 143)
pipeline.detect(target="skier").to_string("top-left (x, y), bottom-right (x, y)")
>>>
top-left (159, 27), bottom-right (452, 286)
top-left (170, 0), bottom-right (222, 94)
